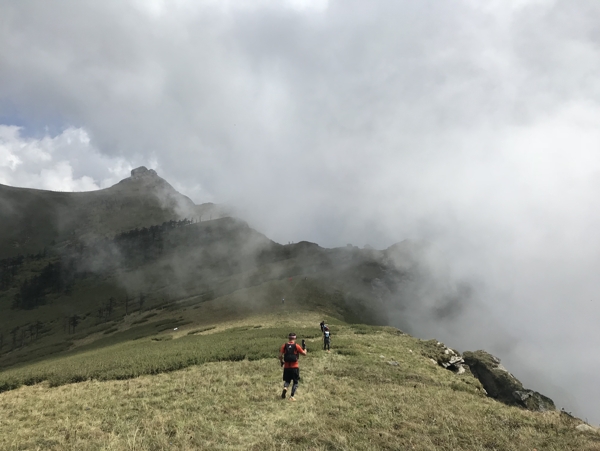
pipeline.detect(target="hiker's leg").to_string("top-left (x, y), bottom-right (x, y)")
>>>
top-left (283, 369), bottom-right (292, 387)
top-left (282, 379), bottom-right (290, 399)
top-left (291, 370), bottom-right (300, 396)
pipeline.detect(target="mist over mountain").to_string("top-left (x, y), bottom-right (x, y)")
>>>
top-left (2, 0), bottom-right (600, 428)
top-left (0, 170), bottom-right (487, 357)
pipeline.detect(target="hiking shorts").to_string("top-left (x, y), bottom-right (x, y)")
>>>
top-left (283, 368), bottom-right (300, 383)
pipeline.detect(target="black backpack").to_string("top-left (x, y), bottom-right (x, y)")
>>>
top-left (283, 343), bottom-right (298, 363)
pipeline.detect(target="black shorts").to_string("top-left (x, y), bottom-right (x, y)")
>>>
top-left (283, 368), bottom-right (300, 383)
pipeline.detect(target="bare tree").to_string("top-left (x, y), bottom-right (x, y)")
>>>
top-left (10, 327), bottom-right (18, 349)
top-left (138, 293), bottom-right (145, 313)
top-left (34, 321), bottom-right (42, 340)
top-left (107, 297), bottom-right (115, 318)
top-left (69, 315), bottom-right (80, 334)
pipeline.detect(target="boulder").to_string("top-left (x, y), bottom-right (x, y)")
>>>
top-left (463, 350), bottom-right (555, 412)
top-left (513, 390), bottom-right (555, 412)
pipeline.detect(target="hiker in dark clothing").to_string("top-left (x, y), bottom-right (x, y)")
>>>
top-left (323, 326), bottom-right (331, 351)
top-left (320, 320), bottom-right (325, 333)
top-left (279, 333), bottom-right (307, 401)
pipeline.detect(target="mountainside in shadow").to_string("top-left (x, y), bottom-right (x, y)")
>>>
top-left (0, 166), bottom-right (225, 258)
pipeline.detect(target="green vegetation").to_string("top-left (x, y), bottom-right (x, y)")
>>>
top-left (0, 324), bottom-right (314, 390)
top-left (0, 313), bottom-right (599, 450)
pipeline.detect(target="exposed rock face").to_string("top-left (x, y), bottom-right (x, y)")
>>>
top-left (463, 350), bottom-right (555, 412)
top-left (131, 166), bottom-right (158, 179)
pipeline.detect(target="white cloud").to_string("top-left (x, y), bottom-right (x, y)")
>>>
top-left (285, 0), bottom-right (329, 12)
top-left (0, 125), bottom-right (132, 191)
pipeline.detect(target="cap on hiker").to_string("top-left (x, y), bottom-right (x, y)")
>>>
top-left (289, 333), bottom-right (297, 339)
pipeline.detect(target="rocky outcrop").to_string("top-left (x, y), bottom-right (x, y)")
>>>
top-left (130, 166), bottom-right (158, 179)
top-left (420, 340), bottom-right (468, 374)
top-left (463, 350), bottom-right (555, 412)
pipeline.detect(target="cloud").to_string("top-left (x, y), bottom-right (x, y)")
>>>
top-left (1, 0), bottom-right (600, 423)
top-left (0, 125), bottom-right (131, 190)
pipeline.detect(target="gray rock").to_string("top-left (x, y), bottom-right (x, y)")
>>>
top-left (423, 339), bottom-right (464, 373)
top-left (463, 350), bottom-right (555, 412)
top-left (387, 361), bottom-right (399, 366)
top-left (513, 390), bottom-right (555, 412)
top-left (440, 355), bottom-right (465, 373)
top-left (575, 424), bottom-right (598, 433)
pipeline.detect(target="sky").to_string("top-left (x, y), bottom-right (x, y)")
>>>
top-left (1, 0), bottom-right (600, 423)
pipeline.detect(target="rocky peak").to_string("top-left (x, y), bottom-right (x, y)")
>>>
top-left (130, 166), bottom-right (158, 179)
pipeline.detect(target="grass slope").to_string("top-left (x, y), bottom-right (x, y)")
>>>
top-left (0, 312), bottom-right (598, 451)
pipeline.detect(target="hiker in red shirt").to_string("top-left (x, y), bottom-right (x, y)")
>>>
top-left (278, 332), bottom-right (307, 401)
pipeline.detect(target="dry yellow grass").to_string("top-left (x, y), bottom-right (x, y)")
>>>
top-left (0, 313), bottom-right (599, 450)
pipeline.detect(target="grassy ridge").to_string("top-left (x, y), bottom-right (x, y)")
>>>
top-left (0, 325), bottom-right (321, 392)
top-left (1, 313), bottom-right (599, 450)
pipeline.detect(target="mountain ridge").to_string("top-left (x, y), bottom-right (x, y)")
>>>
top-left (0, 168), bottom-right (590, 442)
top-left (0, 166), bottom-right (227, 258)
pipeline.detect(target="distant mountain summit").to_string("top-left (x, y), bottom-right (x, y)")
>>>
top-left (116, 166), bottom-right (185, 195)
top-left (0, 167), bottom-right (226, 258)
top-left (130, 166), bottom-right (158, 179)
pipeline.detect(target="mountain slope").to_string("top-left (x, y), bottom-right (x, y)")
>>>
top-left (0, 166), bottom-right (225, 258)
top-left (1, 312), bottom-right (598, 451)
top-left (0, 211), bottom-right (468, 373)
